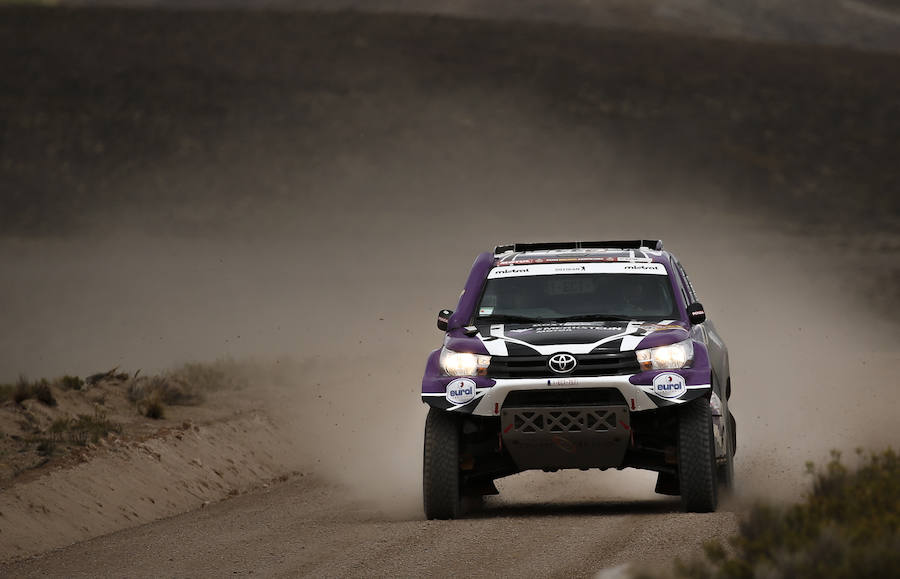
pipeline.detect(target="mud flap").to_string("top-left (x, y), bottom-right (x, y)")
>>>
top-left (463, 480), bottom-right (500, 497)
top-left (655, 472), bottom-right (680, 496)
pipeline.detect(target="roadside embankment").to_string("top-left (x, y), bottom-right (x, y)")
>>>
top-left (0, 410), bottom-right (301, 562)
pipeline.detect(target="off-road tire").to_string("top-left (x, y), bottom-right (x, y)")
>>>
top-left (423, 408), bottom-right (462, 520)
top-left (678, 398), bottom-right (718, 512)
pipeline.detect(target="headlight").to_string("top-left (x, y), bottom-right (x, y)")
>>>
top-left (439, 347), bottom-right (491, 376)
top-left (635, 339), bottom-right (694, 371)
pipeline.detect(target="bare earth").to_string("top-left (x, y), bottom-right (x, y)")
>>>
top-left (0, 3), bottom-right (898, 577)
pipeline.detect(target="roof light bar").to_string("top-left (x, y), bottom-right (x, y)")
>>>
top-left (493, 240), bottom-right (663, 255)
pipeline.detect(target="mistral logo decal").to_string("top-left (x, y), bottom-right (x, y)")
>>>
top-left (492, 267), bottom-right (531, 276)
top-left (652, 372), bottom-right (686, 399)
top-left (446, 378), bottom-right (477, 405)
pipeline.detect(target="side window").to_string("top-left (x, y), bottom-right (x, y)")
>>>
top-left (675, 260), bottom-right (698, 303)
top-left (669, 259), bottom-right (691, 306)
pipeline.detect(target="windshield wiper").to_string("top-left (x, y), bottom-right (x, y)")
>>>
top-left (551, 314), bottom-right (638, 322)
top-left (477, 314), bottom-right (545, 324)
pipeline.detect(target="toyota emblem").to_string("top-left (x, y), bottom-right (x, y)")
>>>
top-left (548, 353), bottom-right (577, 374)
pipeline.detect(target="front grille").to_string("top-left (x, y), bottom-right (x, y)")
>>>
top-left (511, 408), bottom-right (619, 433)
top-left (488, 351), bottom-right (639, 378)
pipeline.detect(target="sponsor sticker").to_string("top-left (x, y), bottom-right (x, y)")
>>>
top-left (446, 378), bottom-right (477, 405)
top-left (533, 325), bottom-right (624, 333)
top-left (641, 323), bottom-right (684, 332)
top-left (487, 262), bottom-right (666, 278)
top-left (548, 377), bottom-right (580, 386)
top-left (479, 306), bottom-right (494, 315)
top-left (652, 372), bottom-right (687, 399)
top-left (491, 267), bottom-right (532, 276)
top-left (553, 265), bottom-right (587, 273)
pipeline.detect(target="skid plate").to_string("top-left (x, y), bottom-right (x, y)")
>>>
top-left (500, 405), bottom-right (630, 470)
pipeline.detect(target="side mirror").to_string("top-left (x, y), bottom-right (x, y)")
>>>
top-left (687, 302), bottom-right (706, 325)
top-left (437, 309), bottom-right (453, 331)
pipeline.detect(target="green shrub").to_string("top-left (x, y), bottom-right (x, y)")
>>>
top-left (58, 375), bottom-right (84, 390)
top-left (645, 448), bottom-right (899, 579)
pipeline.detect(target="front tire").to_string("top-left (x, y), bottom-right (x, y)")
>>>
top-left (678, 398), bottom-right (718, 512)
top-left (423, 408), bottom-right (462, 520)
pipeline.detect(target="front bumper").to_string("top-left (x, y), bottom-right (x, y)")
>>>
top-left (422, 374), bottom-right (711, 416)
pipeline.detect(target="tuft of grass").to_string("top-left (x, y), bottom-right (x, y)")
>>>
top-left (13, 376), bottom-right (31, 404)
top-left (142, 396), bottom-right (165, 420)
top-left (641, 448), bottom-right (900, 579)
top-left (12, 376), bottom-right (56, 406)
top-left (48, 416), bottom-right (71, 441)
top-left (31, 379), bottom-right (55, 406)
top-left (68, 410), bottom-right (121, 445)
top-left (0, 383), bottom-right (14, 403)
top-left (32, 411), bottom-right (121, 453)
top-left (58, 375), bottom-right (84, 390)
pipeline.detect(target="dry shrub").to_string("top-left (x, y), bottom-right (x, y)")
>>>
top-left (640, 448), bottom-right (900, 579)
top-left (169, 359), bottom-right (249, 393)
top-left (69, 411), bottom-right (121, 444)
top-left (128, 375), bottom-right (201, 406)
top-left (31, 379), bottom-right (56, 406)
top-left (142, 396), bottom-right (165, 419)
top-left (13, 377), bottom-right (31, 404)
top-left (13, 376), bottom-right (56, 406)
top-left (45, 411), bottom-right (121, 445)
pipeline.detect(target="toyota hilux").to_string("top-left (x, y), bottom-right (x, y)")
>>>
top-left (421, 240), bottom-right (736, 518)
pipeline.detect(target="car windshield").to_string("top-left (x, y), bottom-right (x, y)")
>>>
top-left (476, 272), bottom-right (679, 323)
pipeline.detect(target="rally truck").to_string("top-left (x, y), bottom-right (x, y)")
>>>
top-left (421, 240), bottom-right (736, 518)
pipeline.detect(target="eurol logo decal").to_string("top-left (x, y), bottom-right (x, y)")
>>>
top-left (652, 372), bottom-right (686, 399)
top-left (446, 378), bottom-right (477, 405)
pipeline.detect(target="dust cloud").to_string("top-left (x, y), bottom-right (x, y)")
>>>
top-left (1, 6), bottom-right (898, 516)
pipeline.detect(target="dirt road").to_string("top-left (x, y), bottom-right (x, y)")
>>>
top-left (0, 5), bottom-right (897, 576)
top-left (2, 473), bottom-right (737, 578)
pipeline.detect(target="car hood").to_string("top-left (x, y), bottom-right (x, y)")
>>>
top-left (461, 320), bottom-right (689, 356)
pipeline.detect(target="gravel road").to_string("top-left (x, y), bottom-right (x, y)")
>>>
top-left (2, 474), bottom-right (738, 577)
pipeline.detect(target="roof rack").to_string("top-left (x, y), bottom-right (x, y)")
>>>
top-left (493, 240), bottom-right (664, 254)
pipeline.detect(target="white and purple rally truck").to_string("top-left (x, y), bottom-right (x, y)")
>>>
top-left (421, 240), bottom-right (736, 518)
